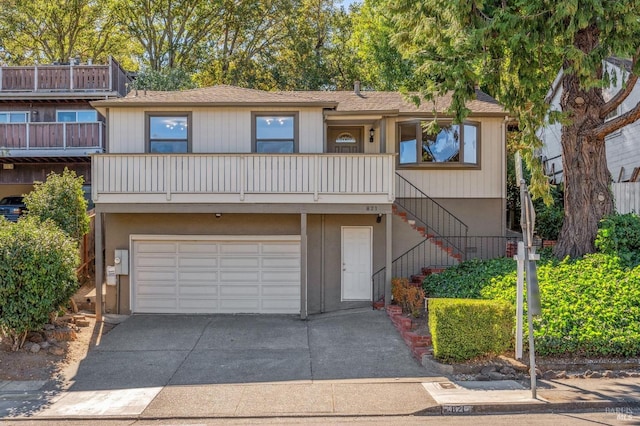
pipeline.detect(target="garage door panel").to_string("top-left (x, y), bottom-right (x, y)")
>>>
top-left (136, 242), bottom-right (176, 253)
top-left (132, 237), bottom-right (300, 314)
top-left (220, 285), bottom-right (260, 296)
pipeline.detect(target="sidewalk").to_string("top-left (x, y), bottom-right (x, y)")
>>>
top-left (1, 376), bottom-right (639, 420)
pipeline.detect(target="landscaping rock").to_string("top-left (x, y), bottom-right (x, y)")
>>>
top-left (604, 370), bottom-right (616, 378)
top-left (40, 341), bottom-right (50, 349)
top-left (30, 343), bottom-right (41, 353)
top-left (28, 332), bottom-right (44, 343)
top-left (43, 324), bottom-right (55, 331)
top-left (48, 346), bottom-right (65, 356)
top-left (488, 371), bottom-right (506, 380)
top-left (481, 366), bottom-right (496, 376)
top-left (542, 369), bottom-right (557, 380)
top-left (500, 366), bottom-right (516, 375)
top-left (587, 371), bottom-right (603, 378)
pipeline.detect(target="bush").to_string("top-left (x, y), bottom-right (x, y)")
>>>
top-left (595, 213), bottom-right (640, 267)
top-left (391, 277), bottom-right (425, 317)
top-left (0, 217), bottom-right (79, 350)
top-left (534, 185), bottom-right (564, 241)
top-left (23, 168), bottom-right (89, 242)
top-left (422, 257), bottom-right (516, 298)
top-left (428, 298), bottom-right (513, 362)
top-left (430, 254), bottom-right (640, 357)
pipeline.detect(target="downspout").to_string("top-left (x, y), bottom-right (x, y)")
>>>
top-left (320, 214), bottom-right (325, 313)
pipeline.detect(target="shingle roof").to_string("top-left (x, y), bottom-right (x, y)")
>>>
top-left (92, 84), bottom-right (505, 115)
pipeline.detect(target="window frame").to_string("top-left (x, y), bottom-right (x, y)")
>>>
top-left (145, 112), bottom-right (192, 154)
top-left (396, 119), bottom-right (481, 169)
top-left (0, 111), bottom-right (29, 123)
top-left (251, 112), bottom-right (299, 153)
top-left (56, 109), bottom-right (98, 123)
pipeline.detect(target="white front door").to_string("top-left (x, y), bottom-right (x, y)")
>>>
top-left (341, 226), bottom-right (372, 301)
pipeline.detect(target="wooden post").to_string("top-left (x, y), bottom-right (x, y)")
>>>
top-left (300, 213), bottom-right (308, 319)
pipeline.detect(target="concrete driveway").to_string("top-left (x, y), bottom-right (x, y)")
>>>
top-left (68, 308), bottom-right (433, 391)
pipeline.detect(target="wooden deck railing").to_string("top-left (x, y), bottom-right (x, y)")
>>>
top-left (92, 153), bottom-right (395, 204)
top-left (0, 122), bottom-right (104, 151)
top-left (0, 57), bottom-right (131, 96)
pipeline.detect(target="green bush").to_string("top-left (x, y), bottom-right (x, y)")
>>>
top-left (423, 257), bottom-right (516, 298)
top-left (0, 217), bottom-right (79, 350)
top-left (534, 185), bottom-right (564, 241)
top-left (23, 168), bottom-right (89, 242)
top-left (595, 213), bottom-right (640, 267)
top-left (429, 298), bottom-right (513, 362)
top-left (428, 254), bottom-right (640, 357)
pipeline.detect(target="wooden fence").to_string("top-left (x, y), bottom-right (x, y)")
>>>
top-left (613, 182), bottom-right (640, 214)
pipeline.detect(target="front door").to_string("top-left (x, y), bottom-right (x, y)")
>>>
top-left (341, 226), bottom-right (372, 301)
top-left (327, 127), bottom-right (364, 153)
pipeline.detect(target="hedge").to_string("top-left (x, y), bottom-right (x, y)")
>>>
top-left (428, 298), bottom-right (513, 362)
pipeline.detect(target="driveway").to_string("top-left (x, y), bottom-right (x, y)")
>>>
top-left (68, 308), bottom-right (434, 391)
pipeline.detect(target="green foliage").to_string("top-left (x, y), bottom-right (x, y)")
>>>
top-left (427, 254), bottom-right (640, 357)
top-left (534, 185), bottom-right (564, 241)
top-left (131, 68), bottom-right (196, 91)
top-left (428, 298), bottom-right (513, 362)
top-left (595, 213), bottom-right (640, 267)
top-left (0, 217), bottom-right (79, 350)
top-left (423, 257), bottom-right (516, 299)
top-left (23, 169), bottom-right (89, 243)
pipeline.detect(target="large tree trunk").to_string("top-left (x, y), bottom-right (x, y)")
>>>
top-left (553, 75), bottom-right (613, 258)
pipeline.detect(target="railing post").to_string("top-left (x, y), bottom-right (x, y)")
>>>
top-left (62, 123), bottom-right (67, 150)
top-left (25, 123), bottom-right (30, 150)
top-left (165, 155), bottom-right (172, 201)
top-left (388, 155), bottom-right (394, 201)
top-left (240, 155), bottom-right (246, 201)
top-left (0, 67), bottom-right (3, 91)
top-left (69, 59), bottom-right (74, 91)
top-left (108, 56), bottom-right (113, 92)
top-left (34, 63), bottom-right (38, 91)
top-left (313, 156), bottom-right (319, 201)
top-left (98, 122), bottom-right (103, 150)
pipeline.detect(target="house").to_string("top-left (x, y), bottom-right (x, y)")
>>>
top-left (539, 57), bottom-right (640, 185)
top-left (0, 57), bottom-right (131, 199)
top-left (90, 85), bottom-right (508, 320)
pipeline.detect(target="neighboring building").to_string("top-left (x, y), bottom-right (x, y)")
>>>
top-left (90, 85), bottom-right (508, 319)
top-left (539, 58), bottom-right (640, 184)
top-left (0, 57), bottom-right (131, 199)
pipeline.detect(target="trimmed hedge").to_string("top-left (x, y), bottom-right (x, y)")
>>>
top-left (428, 298), bottom-right (514, 362)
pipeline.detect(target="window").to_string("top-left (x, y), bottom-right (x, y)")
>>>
top-left (0, 112), bottom-right (28, 123)
top-left (398, 121), bottom-right (479, 167)
top-left (146, 113), bottom-right (190, 153)
top-left (253, 113), bottom-right (297, 153)
top-left (57, 110), bottom-right (97, 122)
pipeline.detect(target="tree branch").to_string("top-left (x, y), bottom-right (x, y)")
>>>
top-left (594, 100), bottom-right (640, 139)
top-left (600, 48), bottom-right (640, 119)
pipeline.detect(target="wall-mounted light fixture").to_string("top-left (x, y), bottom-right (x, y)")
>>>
top-left (215, 213), bottom-right (222, 218)
top-left (376, 213), bottom-right (382, 223)
top-left (369, 128), bottom-right (375, 143)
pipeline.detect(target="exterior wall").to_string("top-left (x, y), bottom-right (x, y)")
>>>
top-left (0, 183), bottom-right (33, 199)
top-left (107, 106), bottom-right (324, 154)
top-left (432, 198), bottom-right (505, 236)
top-left (386, 116), bottom-right (506, 199)
top-left (0, 101), bottom-right (101, 123)
top-left (0, 163), bottom-right (91, 185)
top-left (103, 212), bottom-right (385, 315)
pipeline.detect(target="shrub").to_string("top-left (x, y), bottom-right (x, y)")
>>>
top-left (434, 254), bottom-right (640, 357)
top-left (391, 277), bottom-right (425, 317)
top-left (23, 168), bottom-right (89, 242)
top-left (533, 184), bottom-right (564, 241)
top-left (595, 213), bottom-right (640, 267)
top-left (422, 257), bottom-right (516, 298)
top-left (428, 298), bottom-right (513, 362)
top-left (0, 217), bottom-right (79, 350)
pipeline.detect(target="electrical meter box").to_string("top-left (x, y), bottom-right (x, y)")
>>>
top-left (114, 249), bottom-right (129, 275)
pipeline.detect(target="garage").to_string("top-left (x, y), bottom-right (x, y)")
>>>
top-left (130, 235), bottom-right (301, 314)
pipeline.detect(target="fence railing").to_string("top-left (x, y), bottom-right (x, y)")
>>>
top-left (613, 182), bottom-right (640, 214)
top-left (0, 122), bottom-right (104, 151)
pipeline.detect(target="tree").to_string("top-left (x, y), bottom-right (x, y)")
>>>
top-left (23, 169), bottom-right (90, 243)
top-left (0, 0), bottom-right (134, 67)
top-left (131, 67), bottom-right (197, 91)
top-left (0, 217), bottom-right (79, 351)
top-left (391, 0), bottom-right (640, 258)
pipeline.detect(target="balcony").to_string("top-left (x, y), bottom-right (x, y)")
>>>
top-left (0, 122), bottom-right (104, 157)
top-left (0, 57), bottom-right (130, 97)
top-left (92, 153), bottom-right (395, 205)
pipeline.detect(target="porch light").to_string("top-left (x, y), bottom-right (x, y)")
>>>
top-left (369, 128), bottom-right (375, 143)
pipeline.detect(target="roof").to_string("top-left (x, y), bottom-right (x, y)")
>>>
top-left (91, 84), bottom-right (505, 115)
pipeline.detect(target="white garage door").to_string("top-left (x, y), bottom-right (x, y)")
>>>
top-left (131, 236), bottom-right (301, 314)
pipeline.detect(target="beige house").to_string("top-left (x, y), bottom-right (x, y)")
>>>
top-left (91, 85), bottom-right (508, 319)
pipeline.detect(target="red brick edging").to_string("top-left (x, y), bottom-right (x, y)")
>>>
top-left (386, 305), bottom-right (432, 361)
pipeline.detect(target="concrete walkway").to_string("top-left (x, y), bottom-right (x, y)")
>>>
top-left (1, 309), bottom-right (640, 420)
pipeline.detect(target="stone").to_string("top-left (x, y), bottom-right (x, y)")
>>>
top-left (618, 371), bottom-right (629, 378)
top-left (604, 370), bottom-right (616, 378)
top-left (476, 374), bottom-right (491, 381)
top-left (488, 371), bottom-right (506, 380)
top-left (587, 371), bottom-right (603, 378)
top-left (555, 370), bottom-right (568, 379)
top-left (542, 370), bottom-right (557, 380)
top-left (500, 366), bottom-right (516, 375)
top-left (584, 369), bottom-right (593, 377)
top-left (480, 366), bottom-right (496, 375)
top-left (40, 341), bottom-right (50, 349)
top-left (48, 346), bottom-right (65, 356)
top-left (45, 327), bottom-right (77, 341)
top-left (30, 343), bottom-right (41, 353)
top-left (75, 319), bottom-right (90, 327)
top-left (43, 324), bottom-right (55, 331)
top-left (28, 332), bottom-right (44, 343)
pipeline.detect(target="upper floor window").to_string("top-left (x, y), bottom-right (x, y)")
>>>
top-left (57, 110), bottom-right (97, 122)
top-left (146, 113), bottom-right (190, 153)
top-left (398, 121), bottom-right (479, 167)
top-left (0, 112), bottom-right (28, 123)
top-left (253, 113), bottom-right (298, 153)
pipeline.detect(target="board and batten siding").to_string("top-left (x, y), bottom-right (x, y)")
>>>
top-left (107, 106), bottom-right (325, 154)
top-left (387, 116), bottom-right (506, 199)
